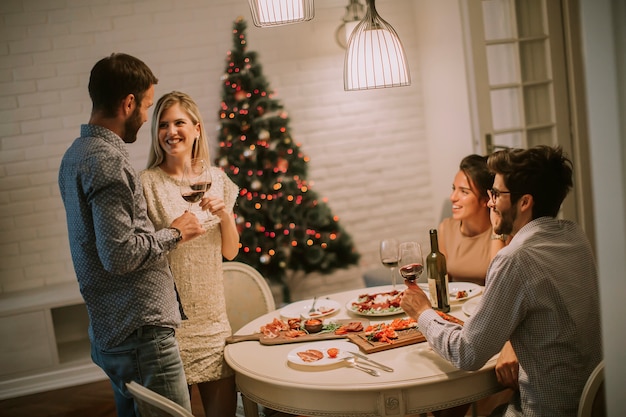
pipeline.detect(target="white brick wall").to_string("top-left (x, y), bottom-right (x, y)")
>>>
top-left (0, 0), bottom-right (449, 300)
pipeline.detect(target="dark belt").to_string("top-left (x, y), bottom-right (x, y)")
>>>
top-left (132, 325), bottom-right (170, 338)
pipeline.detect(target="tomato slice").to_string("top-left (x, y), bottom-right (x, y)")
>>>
top-left (327, 347), bottom-right (339, 358)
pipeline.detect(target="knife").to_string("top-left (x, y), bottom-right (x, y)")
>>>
top-left (348, 351), bottom-right (394, 372)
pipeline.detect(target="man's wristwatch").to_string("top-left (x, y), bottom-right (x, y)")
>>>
top-left (169, 227), bottom-right (183, 243)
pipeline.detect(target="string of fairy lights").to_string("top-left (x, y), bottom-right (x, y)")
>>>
top-left (215, 18), bottom-right (349, 274)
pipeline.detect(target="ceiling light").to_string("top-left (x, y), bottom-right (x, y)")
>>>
top-left (248, 0), bottom-right (315, 27)
top-left (335, 0), bottom-right (365, 49)
top-left (344, 0), bottom-right (411, 91)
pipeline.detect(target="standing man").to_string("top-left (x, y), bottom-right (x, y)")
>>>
top-left (58, 53), bottom-right (205, 416)
top-left (401, 145), bottom-right (602, 416)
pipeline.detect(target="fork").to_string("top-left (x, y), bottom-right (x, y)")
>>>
top-left (308, 296), bottom-right (318, 314)
top-left (341, 357), bottom-right (380, 376)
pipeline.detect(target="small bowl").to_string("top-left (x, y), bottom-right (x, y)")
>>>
top-left (304, 319), bottom-right (323, 333)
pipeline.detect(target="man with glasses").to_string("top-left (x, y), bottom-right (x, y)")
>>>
top-left (402, 145), bottom-right (602, 416)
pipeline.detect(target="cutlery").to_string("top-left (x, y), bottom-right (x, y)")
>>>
top-left (308, 296), bottom-right (318, 314)
top-left (348, 352), bottom-right (394, 372)
top-left (341, 357), bottom-right (380, 376)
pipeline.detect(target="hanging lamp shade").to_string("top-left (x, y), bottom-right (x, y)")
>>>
top-left (248, 0), bottom-right (315, 27)
top-left (335, 0), bottom-right (365, 49)
top-left (344, 0), bottom-right (410, 91)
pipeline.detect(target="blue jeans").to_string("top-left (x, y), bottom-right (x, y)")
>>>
top-left (91, 325), bottom-right (191, 417)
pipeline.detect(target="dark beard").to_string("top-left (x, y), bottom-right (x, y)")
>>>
top-left (495, 206), bottom-right (516, 236)
top-left (122, 106), bottom-right (142, 143)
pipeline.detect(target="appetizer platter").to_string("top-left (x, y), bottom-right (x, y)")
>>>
top-left (346, 289), bottom-right (405, 316)
top-left (225, 318), bottom-right (367, 345)
top-left (346, 285), bottom-right (432, 316)
top-left (347, 312), bottom-right (464, 353)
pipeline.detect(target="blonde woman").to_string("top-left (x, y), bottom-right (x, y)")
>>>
top-left (140, 91), bottom-right (239, 417)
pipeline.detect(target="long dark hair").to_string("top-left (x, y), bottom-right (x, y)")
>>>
top-left (459, 154), bottom-right (494, 201)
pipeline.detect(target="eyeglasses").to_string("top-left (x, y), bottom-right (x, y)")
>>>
top-left (487, 188), bottom-right (521, 202)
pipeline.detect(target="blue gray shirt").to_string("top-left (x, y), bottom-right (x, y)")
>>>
top-left (418, 217), bottom-right (602, 416)
top-left (59, 124), bottom-right (181, 349)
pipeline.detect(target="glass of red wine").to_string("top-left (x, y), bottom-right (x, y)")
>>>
top-left (380, 239), bottom-right (400, 289)
top-left (399, 241), bottom-right (424, 283)
top-left (180, 159), bottom-right (212, 215)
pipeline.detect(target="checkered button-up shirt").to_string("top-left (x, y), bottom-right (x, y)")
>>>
top-left (418, 217), bottom-right (602, 416)
top-left (59, 124), bottom-right (181, 349)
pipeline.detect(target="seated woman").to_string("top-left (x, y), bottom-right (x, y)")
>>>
top-left (434, 154), bottom-right (515, 417)
top-left (438, 154), bottom-right (507, 285)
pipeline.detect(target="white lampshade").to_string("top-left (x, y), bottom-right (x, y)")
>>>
top-left (248, 0), bottom-right (314, 27)
top-left (344, 0), bottom-right (410, 90)
top-left (335, 0), bottom-right (365, 49)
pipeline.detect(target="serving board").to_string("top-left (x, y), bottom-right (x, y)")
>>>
top-left (346, 327), bottom-right (426, 353)
top-left (226, 319), bottom-right (369, 345)
top-left (347, 311), bottom-right (464, 353)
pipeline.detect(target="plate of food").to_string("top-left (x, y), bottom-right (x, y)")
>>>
top-left (280, 298), bottom-right (341, 319)
top-left (346, 289), bottom-right (406, 316)
top-left (287, 340), bottom-right (358, 367)
top-left (448, 282), bottom-right (482, 303)
top-left (462, 296), bottom-right (482, 316)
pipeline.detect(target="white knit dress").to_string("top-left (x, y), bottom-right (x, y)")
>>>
top-left (140, 166), bottom-right (239, 384)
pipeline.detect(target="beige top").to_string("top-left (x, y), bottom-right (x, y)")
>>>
top-left (140, 166), bottom-right (239, 384)
top-left (438, 217), bottom-right (491, 285)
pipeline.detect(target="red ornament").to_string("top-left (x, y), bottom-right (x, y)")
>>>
top-left (277, 158), bottom-right (288, 172)
top-left (235, 90), bottom-right (247, 101)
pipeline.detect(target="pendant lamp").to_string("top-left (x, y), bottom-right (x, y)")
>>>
top-left (344, 0), bottom-right (411, 91)
top-left (335, 0), bottom-right (365, 49)
top-left (248, 0), bottom-right (315, 27)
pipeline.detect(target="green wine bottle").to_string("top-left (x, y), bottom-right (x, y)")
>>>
top-left (427, 229), bottom-right (450, 312)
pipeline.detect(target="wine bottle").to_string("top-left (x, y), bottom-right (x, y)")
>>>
top-left (427, 229), bottom-right (450, 312)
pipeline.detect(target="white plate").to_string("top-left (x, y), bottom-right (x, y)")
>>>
top-left (448, 282), bottom-right (482, 303)
top-left (287, 341), bottom-right (358, 367)
top-left (462, 296), bottom-right (482, 316)
top-left (280, 299), bottom-right (341, 319)
top-left (346, 288), bottom-right (406, 317)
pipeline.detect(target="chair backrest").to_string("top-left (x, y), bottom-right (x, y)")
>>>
top-left (223, 261), bottom-right (276, 333)
top-left (125, 381), bottom-right (194, 417)
top-left (578, 360), bottom-right (606, 417)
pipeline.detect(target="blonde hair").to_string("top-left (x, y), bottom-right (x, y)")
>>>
top-left (147, 91), bottom-right (211, 168)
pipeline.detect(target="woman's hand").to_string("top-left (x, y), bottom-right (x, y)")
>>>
top-left (200, 195), bottom-right (229, 220)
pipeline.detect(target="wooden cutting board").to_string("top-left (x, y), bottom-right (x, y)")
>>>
top-left (347, 311), bottom-right (464, 353)
top-left (346, 327), bottom-right (426, 353)
top-left (226, 319), bottom-right (369, 345)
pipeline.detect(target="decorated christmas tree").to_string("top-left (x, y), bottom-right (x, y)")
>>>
top-left (216, 17), bottom-right (360, 293)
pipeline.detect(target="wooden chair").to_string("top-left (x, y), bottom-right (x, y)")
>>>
top-left (125, 381), bottom-right (194, 417)
top-left (578, 360), bottom-right (606, 417)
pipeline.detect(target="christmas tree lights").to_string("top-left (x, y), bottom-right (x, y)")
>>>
top-left (216, 17), bottom-right (360, 293)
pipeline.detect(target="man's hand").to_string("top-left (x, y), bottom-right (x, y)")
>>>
top-left (400, 281), bottom-right (432, 320)
top-left (495, 341), bottom-right (519, 390)
top-left (170, 211), bottom-right (205, 243)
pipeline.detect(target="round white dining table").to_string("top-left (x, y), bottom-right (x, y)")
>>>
top-left (224, 285), bottom-right (502, 417)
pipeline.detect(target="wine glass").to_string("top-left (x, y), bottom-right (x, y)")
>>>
top-left (398, 241), bottom-right (424, 283)
top-left (180, 159), bottom-right (212, 216)
top-left (379, 239), bottom-right (400, 289)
